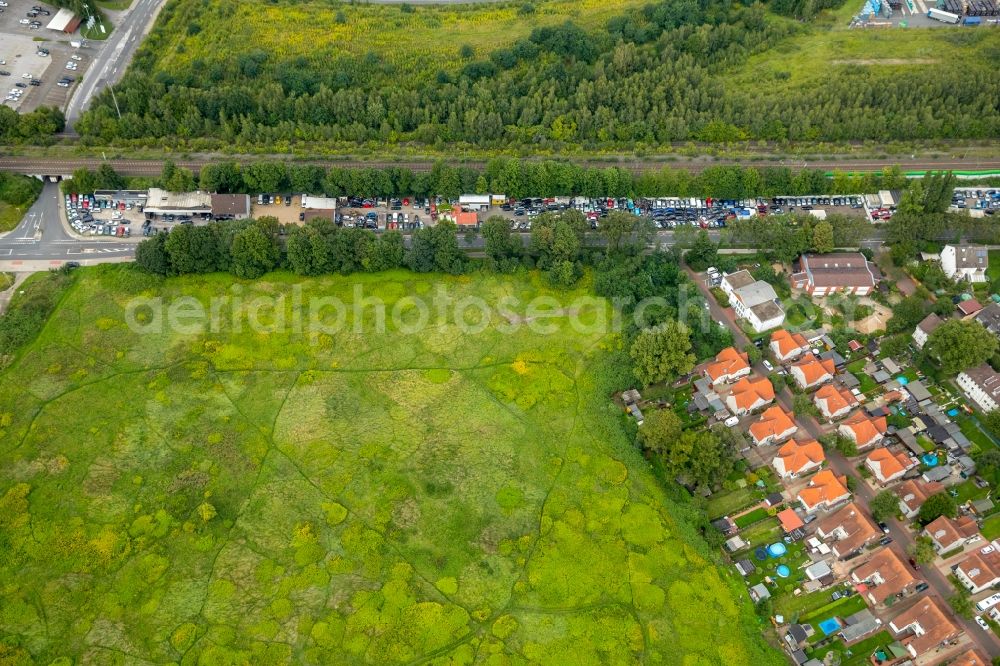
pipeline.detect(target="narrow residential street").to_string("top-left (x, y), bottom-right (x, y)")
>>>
top-left (684, 262), bottom-right (1000, 658)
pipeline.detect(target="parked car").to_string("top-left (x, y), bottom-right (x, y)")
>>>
top-left (879, 536), bottom-right (892, 546)
top-left (975, 616), bottom-right (990, 631)
top-left (877, 521), bottom-right (890, 534)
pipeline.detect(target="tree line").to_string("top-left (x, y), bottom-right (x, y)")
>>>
top-left (75, 0), bottom-right (1000, 152)
top-left (61, 159), bottom-right (916, 201)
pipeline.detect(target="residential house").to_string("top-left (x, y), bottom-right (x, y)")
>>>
top-left (749, 406), bottom-right (798, 446)
top-left (904, 380), bottom-right (932, 404)
top-left (941, 244), bottom-right (988, 283)
top-left (813, 383), bottom-right (859, 421)
top-left (958, 298), bottom-right (984, 318)
top-left (814, 502), bottom-right (879, 559)
top-left (975, 302), bottom-right (1000, 336)
top-left (720, 269), bottom-right (756, 299)
top-left (704, 347), bottom-right (751, 385)
top-left (725, 376), bottom-right (775, 416)
top-left (953, 542), bottom-right (1000, 594)
top-left (797, 469), bottom-right (851, 513)
top-left (723, 271), bottom-right (786, 333)
top-left (957, 363), bottom-right (1000, 412)
top-left (895, 478), bottom-right (944, 519)
top-left (923, 515), bottom-right (980, 554)
top-left (851, 548), bottom-right (918, 606)
top-left (790, 357), bottom-right (836, 390)
top-left (791, 253), bottom-right (877, 296)
top-left (864, 447), bottom-right (916, 485)
top-left (912, 313), bottom-right (943, 349)
top-left (948, 649), bottom-right (991, 666)
top-left (770, 329), bottom-right (810, 363)
top-left (888, 597), bottom-right (962, 659)
top-left (772, 439), bottom-right (825, 479)
top-left (838, 410), bottom-right (887, 450)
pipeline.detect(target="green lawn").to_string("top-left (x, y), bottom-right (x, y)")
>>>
top-left (957, 414), bottom-right (998, 453)
top-left (708, 486), bottom-right (764, 520)
top-left (0, 201), bottom-right (29, 233)
top-left (983, 514), bottom-right (1000, 541)
top-left (807, 630), bottom-right (895, 666)
top-left (953, 479), bottom-right (991, 505)
top-left (0, 267), bottom-right (785, 665)
top-left (988, 251), bottom-right (1000, 284)
top-left (774, 588), bottom-right (834, 620)
top-left (855, 372), bottom-right (879, 395)
top-left (735, 506), bottom-right (771, 529)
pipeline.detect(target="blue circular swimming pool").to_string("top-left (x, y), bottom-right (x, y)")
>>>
top-left (768, 542), bottom-right (787, 558)
top-left (776, 565), bottom-right (790, 578)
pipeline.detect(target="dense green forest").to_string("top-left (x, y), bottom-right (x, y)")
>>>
top-left (73, 0), bottom-right (1000, 152)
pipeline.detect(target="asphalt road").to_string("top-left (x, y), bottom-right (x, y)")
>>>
top-left (0, 182), bottom-right (135, 266)
top-left (3, 156), bottom-right (1000, 177)
top-left (63, 0), bottom-right (167, 129)
top-left (684, 265), bottom-right (1000, 659)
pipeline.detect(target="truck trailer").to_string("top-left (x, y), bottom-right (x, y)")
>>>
top-left (928, 7), bottom-right (961, 22)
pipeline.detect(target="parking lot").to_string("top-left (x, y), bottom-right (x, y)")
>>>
top-left (64, 192), bottom-right (145, 238)
top-left (0, 2), bottom-right (86, 112)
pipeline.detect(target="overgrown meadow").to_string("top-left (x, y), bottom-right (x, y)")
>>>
top-left (0, 267), bottom-right (782, 664)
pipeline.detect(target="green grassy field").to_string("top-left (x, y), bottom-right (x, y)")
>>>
top-left (0, 267), bottom-right (783, 664)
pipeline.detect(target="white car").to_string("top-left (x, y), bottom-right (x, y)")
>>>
top-left (18, 18), bottom-right (29, 24)
top-left (56, 81), bottom-right (68, 87)
top-left (975, 616), bottom-right (990, 631)
top-left (70, 54), bottom-right (82, 61)
top-left (0, 2), bottom-right (8, 6)
top-left (65, 64), bottom-right (76, 70)
top-left (762, 360), bottom-right (774, 372)
top-left (21, 73), bottom-right (32, 79)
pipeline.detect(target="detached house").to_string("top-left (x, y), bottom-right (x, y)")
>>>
top-left (851, 548), bottom-right (918, 606)
top-left (770, 329), bottom-right (810, 363)
top-left (772, 438), bottom-right (825, 479)
top-left (704, 347), bottom-right (751, 385)
top-left (797, 469), bottom-right (851, 513)
top-left (722, 270), bottom-right (786, 333)
top-left (725, 376), bottom-right (775, 416)
top-left (895, 478), bottom-right (944, 519)
top-left (813, 383), bottom-right (859, 421)
top-left (941, 244), bottom-right (988, 283)
top-left (924, 515), bottom-right (980, 554)
top-left (838, 410), bottom-right (887, 450)
top-left (889, 597), bottom-right (962, 659)
top-left (790, 356), bottom-right (836, 390)
top-left (749, 406), bottom-right (798, 446)
top-left (864, 447), bottom-right (916, 485)
top-left (791, 253), bottom-right (877, 296)
top-left (957, 363), bottom-right (1000, 413)
top-left (912, 313), bottom-right (943, 350)
top-left (953, 542), bottom-right (1000, 594)
top-left (814, 502), bottom-right (879, 559)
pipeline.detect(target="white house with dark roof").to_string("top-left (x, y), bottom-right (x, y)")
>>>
top-left (957, 364), bottom-right (1000, 413)
top-left (912, 313), bottom-right (943, 349)
top-left (941, 244), bottom-right (988, 283)
top-left (722, 271), bottom-right (785, 333)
